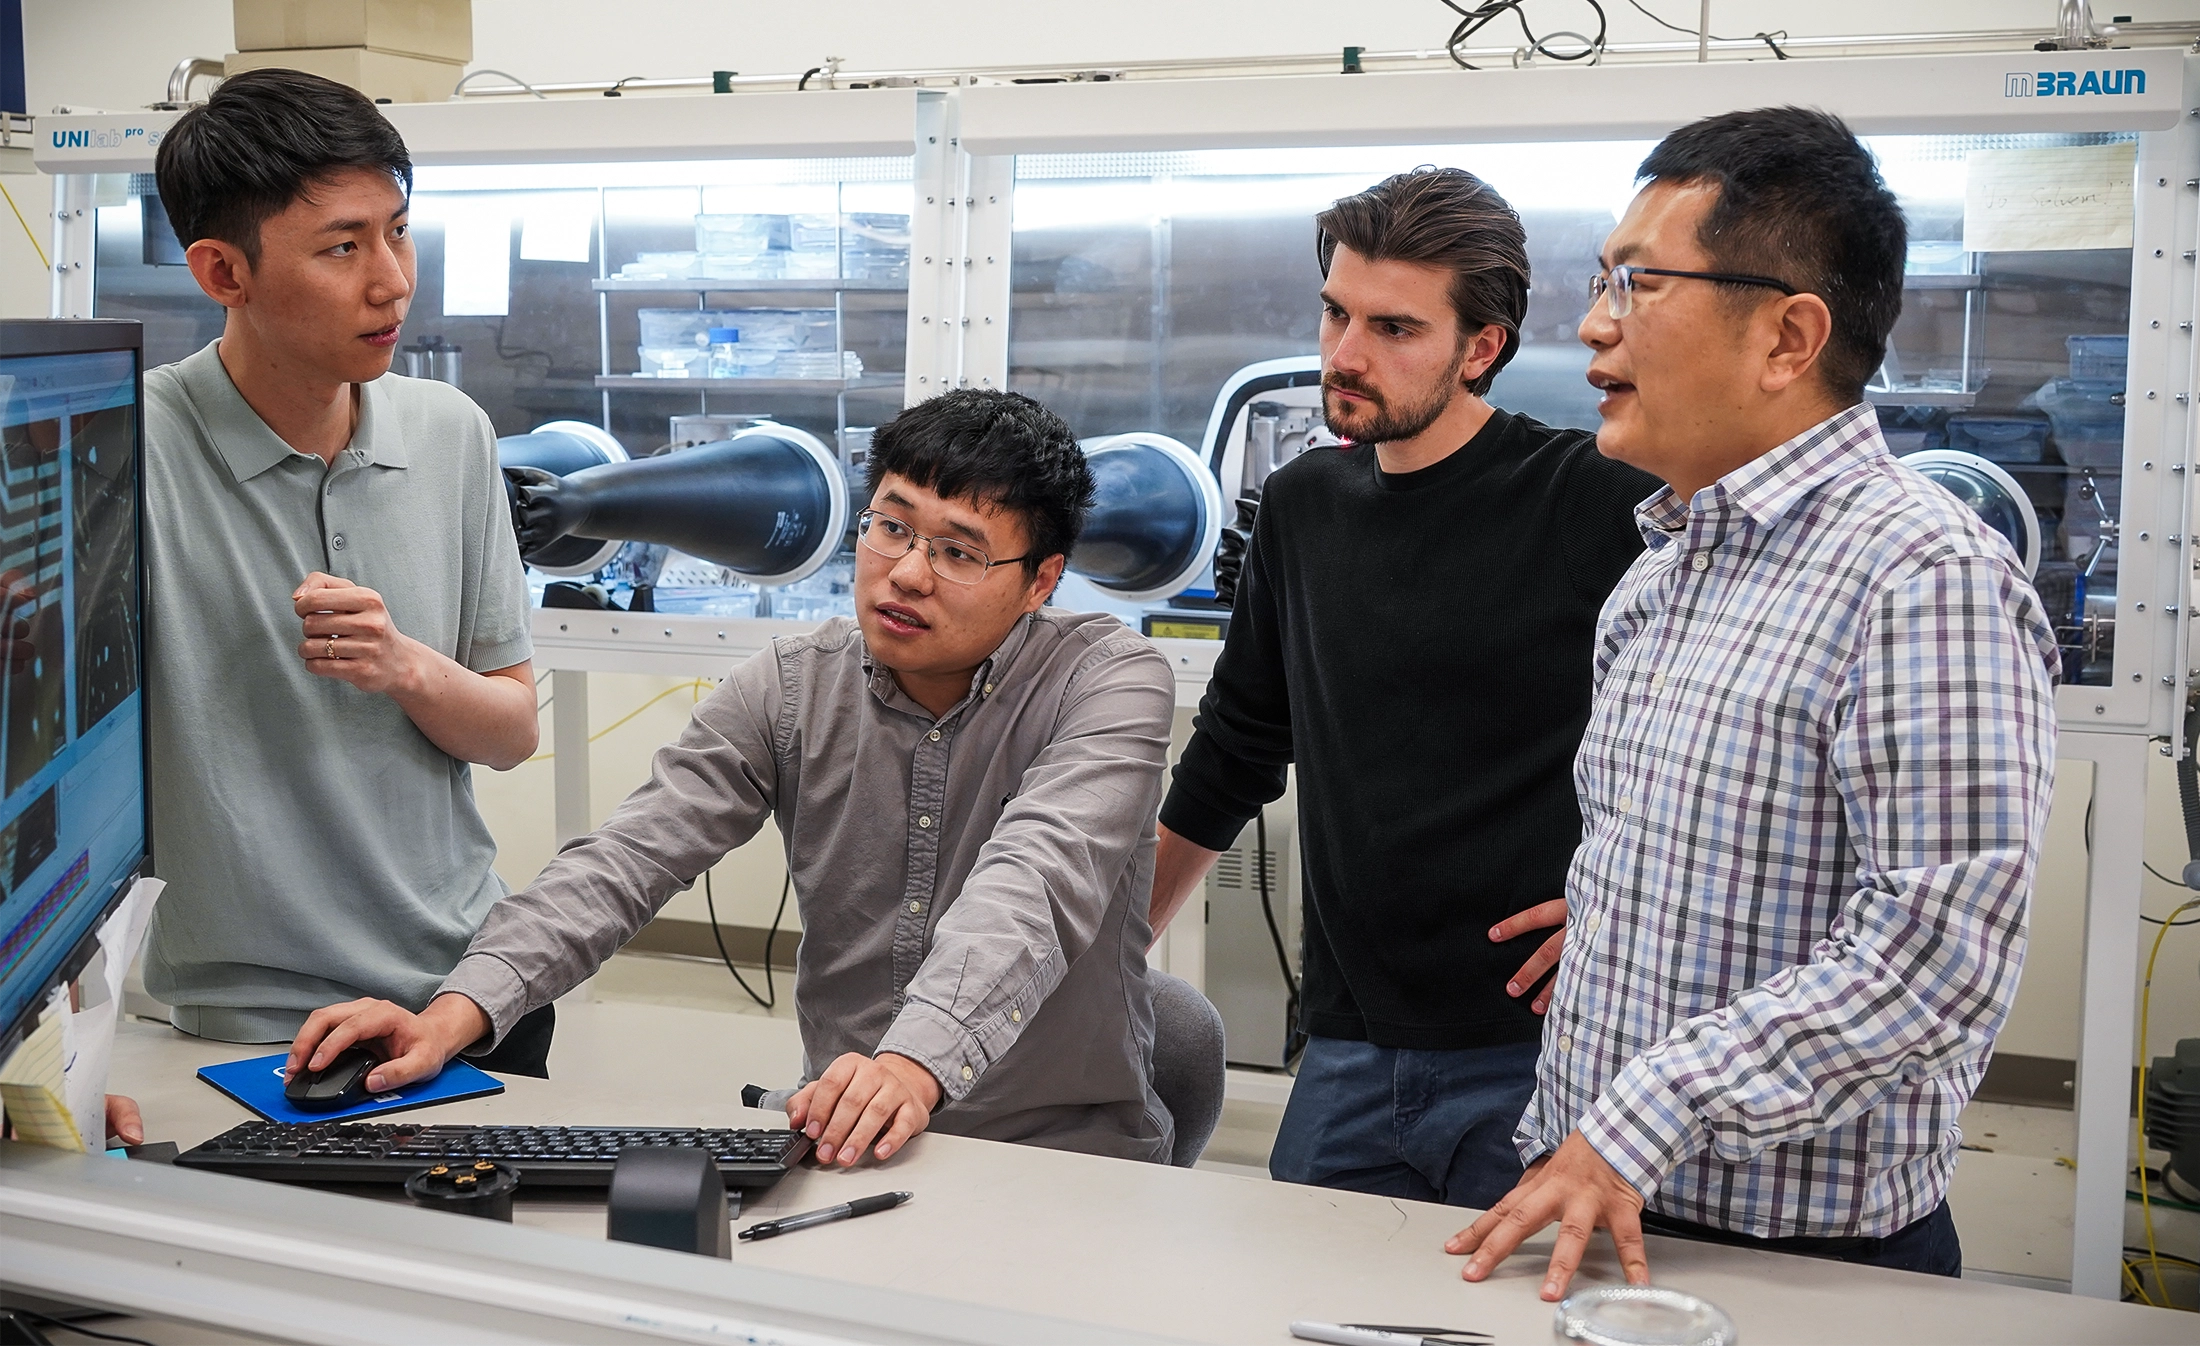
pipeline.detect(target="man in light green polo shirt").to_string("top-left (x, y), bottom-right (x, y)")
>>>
top-left (137, 69), bottom-right (546, 1068)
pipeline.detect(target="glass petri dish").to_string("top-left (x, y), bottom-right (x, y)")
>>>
top-left (1553, 1285), bottom-right (1738, 1346)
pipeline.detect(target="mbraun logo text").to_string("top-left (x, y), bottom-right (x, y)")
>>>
top-left (2006, 68), bottom-right (2147, 98)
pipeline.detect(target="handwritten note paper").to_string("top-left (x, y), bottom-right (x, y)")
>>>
top-left (1964, 142), bottom-right (2137, 253)
top-left (62, 877), bottom-right (164, 1146)
top-left (0, 1003), bottom-right (88, 1152)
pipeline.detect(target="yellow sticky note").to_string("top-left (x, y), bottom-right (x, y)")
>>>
top-left (1963, 142), bottom-right (2137, 253)
top-left (0, 1011), bottom-right (88, 1152)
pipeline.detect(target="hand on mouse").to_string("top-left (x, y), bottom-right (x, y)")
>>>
top-left (294, 571), bottom-right (427, 698)
top-left (286, 993), bottom-right (489, 1094)
top-left (786, 1052), bottom-right (940, 1166)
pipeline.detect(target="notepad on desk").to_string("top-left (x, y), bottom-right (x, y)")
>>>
top-left (197, 1053), bottom-right (504, 1124)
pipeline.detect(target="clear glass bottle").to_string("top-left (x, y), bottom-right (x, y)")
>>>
top-left (706, 327), bottom-right (741, 379)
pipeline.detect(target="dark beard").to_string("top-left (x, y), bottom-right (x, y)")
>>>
top-left (1321, 369), bottom-right (1458, 446)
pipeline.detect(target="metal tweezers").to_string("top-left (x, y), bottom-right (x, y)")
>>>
top-left (1344, 1327), bottom-right (1494, 1345)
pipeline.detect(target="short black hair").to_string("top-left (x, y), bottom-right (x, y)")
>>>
top-left (1315, 167), bottom-right (1530, 396)
top-left (155, 67), bottom-right (413, 265)
top-left (1636, 106), bottom-right (1906, 404)
top-left (864, 390), bottom-right (1095, 575)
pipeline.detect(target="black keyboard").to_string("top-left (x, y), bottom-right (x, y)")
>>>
top-left (174, 1120), bottom-right (811, 1190)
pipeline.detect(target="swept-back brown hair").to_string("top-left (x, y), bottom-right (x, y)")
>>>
top-left (1315, 166), bottom-right (1531, 397)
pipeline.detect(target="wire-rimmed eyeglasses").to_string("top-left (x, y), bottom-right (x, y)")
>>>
top-left (1588, 264), bottom-right (1799, 319)
top-left (856, 509), bottom-right (1032, 585)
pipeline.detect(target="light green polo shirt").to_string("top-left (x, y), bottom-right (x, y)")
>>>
top-left (140, 341), bottom-right (533, 1042)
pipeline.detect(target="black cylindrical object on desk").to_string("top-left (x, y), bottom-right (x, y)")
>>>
top-left (404, 1160), bottom-right (519, 1221)
top-left (606, 1146), bottom-right (732, 1258)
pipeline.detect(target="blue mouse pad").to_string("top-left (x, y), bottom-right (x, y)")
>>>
top-left (197, 1053), bottom-right (504, 1124)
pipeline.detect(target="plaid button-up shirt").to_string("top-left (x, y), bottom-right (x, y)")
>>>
top-left (1518, 402), bottom-right (2060, 1239)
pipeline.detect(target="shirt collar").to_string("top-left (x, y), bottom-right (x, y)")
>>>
top-left (186, 341), bottom-right (408, 482)
top-left (862, 610), bottom-right (1038, 722)
top-left (1634, 402), bottom-right (1884, 546)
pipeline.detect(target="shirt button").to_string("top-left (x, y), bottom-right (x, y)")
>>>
top-left (1010, 1009), bottom-right (1021, 1023)
top-left (927, 729), bottom-right (941, 741)
top-left (1690, 553), bottom-right (1709, 572)
top-left (1558, 1035), bottom-right (1574, 1053)
top-left (960, 1064), bottom-right (974, 1082)
top-left (982, 682), bottom-right (994, 696)
top-left (908, 901), bottom-right (923, 914)
top-left (331, 534), bottom-right (347, 551)
top-left (917, 815), bottom-right (932, 829)
top-left (1650, 672), bottom-right (1665, 689)
top-left (1616, 797), bottom-right (1632, 815)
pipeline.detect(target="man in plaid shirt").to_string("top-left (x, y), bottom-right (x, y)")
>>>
top-left (1452, 107), bottom-right (2059, 1297)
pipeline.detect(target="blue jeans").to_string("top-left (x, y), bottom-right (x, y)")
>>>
top-left (1270, 1035), bottom-right (1540, 1210)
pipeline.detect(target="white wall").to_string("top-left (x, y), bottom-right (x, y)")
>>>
top-left (15, 0), bottom-right (2199, 1062)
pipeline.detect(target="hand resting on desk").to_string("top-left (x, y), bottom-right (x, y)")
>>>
top-left (787, 1052), bottom-right (942, 1167)
top-left (285, 993), bottom-right (490, 1094)
top-left (1447, 1129), bottom-right (1651, 1301)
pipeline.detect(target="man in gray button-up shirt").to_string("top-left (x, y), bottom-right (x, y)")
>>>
top-left (292, 391), bottom-right (1178, 1165)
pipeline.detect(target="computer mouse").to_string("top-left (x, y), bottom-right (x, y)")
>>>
top-left (284, 1047), bottom-right (383, 1112)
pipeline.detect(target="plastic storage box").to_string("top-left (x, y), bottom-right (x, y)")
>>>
top-left (2066, 334), bottom-right (2128, 382)
top-left (636, 308), bottom-right (838, 379)
top-left (2026, 378), bottom-right (2125, 469)
top-left (1945, 415), bottom-right (2051, 464)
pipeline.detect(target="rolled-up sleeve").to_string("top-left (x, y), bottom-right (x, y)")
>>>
top-left (876, 635), bottom-right (1173, 1101)
top-left (440, 651), bottom-right (783, 1046)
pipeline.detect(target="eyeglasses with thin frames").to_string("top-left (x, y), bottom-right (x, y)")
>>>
top-left (1588, 264), bottom-right (1798, 319)
top-left (856, 508), bottom-right (1033, 585)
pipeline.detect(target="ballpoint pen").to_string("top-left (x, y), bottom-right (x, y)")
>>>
top-left (737, 1191), bottom-right (913, 1241)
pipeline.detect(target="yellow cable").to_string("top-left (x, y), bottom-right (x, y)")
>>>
top-left (522, 678), bottom-right (714, 763)
top-left (0, 177), bottom-right (50, 271)
top-left (2126, 1258), bottom-right (2157, 1307)
top-left (2135, 894), bottom-right (2200, 1311)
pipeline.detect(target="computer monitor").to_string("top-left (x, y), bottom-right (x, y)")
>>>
top-left (0, 319), bottom-right (146, 1067)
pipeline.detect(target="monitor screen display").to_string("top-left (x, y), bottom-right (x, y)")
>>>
top-left (0, 328), bottom-right (145, 1057)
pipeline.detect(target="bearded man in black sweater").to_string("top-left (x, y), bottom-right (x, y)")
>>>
top-left (1149, 167), bottom-right (1655, 1210)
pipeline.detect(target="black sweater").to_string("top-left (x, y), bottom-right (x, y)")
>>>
top-left (1160, 409), bottom-right (1656, 1050)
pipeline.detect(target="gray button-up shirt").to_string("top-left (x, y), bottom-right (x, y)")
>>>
top-left (442, 609), bottom-right (1176, 1162)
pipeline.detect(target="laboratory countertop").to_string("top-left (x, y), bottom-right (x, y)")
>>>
top-left (64, 1002), bottom-right (2195, 1345)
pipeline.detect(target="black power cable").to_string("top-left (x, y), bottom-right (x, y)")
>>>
top-left (1439, 0), bottom-right (1609, 70)
top-left (2141, 862), bottom-right (2200, 925)
top-left (492, 317), bottom-right (557, 375)
top-left (1253, 811), bottom-right (1305, 1062)
top-left (1621, 0), bottom-right (1789, 58)
top-left (2082, 795), bottom-right (2200, 925)
top-left (704, 866), bottom-right (792, 1010)
top-left (0, 1311), bottom-right (157, 1346)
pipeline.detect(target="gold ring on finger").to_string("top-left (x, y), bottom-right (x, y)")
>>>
top-left (326, 634), bottom-right (339, 660)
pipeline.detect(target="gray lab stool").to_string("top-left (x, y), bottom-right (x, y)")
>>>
top-left (1148, 969), bottom-right (1227, 1167)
